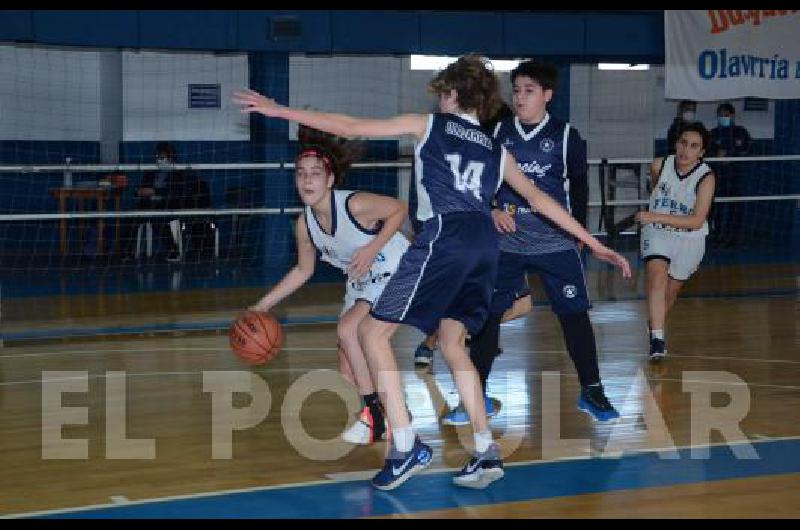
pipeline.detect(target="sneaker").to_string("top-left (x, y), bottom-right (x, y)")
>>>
top-left (442, 395), bottom-right (500, 426)
top-left (413, 343), bottom-right (434, 367)
top-left (578, 384), bottom-right (620, 422)
top-left (442, 403), bottom-right (469, 426)
top-left (342, 406), bottom-right (387, 445)
top-left (371, 437), bottom-right (433, 491)
top-left (453, 442), bottom-right (504, 489)
top-left (485, 395), bottom-right (501, 418)
top-left (649, 337), bottom-right (667, 361)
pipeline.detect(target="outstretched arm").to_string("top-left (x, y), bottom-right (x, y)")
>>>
top-left (251, 215), bottom-right (317, 312)
top-left (502, 153), bottom-right (631, 278)
top-left (233, 89), bottom-right (428, 140)
top-left (346, 192), bottom-right (408, 280)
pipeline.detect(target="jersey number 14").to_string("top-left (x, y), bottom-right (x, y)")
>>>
top-left (445, 153), bottom-right (484, 201)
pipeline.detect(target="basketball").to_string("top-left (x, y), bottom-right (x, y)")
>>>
top-left (229, 311), bottom-right (284, 365)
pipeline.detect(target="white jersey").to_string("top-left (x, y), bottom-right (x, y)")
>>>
top-left (647, 155), bottom-right (712, 238)
top-left (304, 190), bottom-right (410, 309)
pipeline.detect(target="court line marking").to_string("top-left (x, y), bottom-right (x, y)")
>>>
top-left (6, 435), bottom-right (799, 519)
top-left (109, 496), bottom-right (129, 505)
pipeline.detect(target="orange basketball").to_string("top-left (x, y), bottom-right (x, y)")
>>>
top-left (229, 311), bottom-right (284, 366)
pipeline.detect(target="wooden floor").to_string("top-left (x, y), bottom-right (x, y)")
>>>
top-left (0, 259), bottom-right (798, 518)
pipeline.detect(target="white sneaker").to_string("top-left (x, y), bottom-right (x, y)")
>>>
top-left (341, 406), bottom-right (387, 445)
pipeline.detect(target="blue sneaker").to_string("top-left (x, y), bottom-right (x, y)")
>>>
top-left (453, 442), bottom-right (504, 489)
top-left (371, 437), bottom-right (433, 491)
top-left (442, 395), bottom-right (500, 426)
top-left (577, 384), bottom-right (620, 422)
top-left (485, 395), bottom-right (501, 418)
top-left (442, 403), bottom-right (469, 426)
top-left (413, 343), bottom-right (434, 367)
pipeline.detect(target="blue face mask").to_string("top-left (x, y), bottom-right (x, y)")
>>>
top-left (718, 116), bottom-right (732, 127)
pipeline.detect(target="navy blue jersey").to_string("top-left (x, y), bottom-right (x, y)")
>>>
top-left (493, 113), bottom-right (587, 254)
top-left (413, 113), bottom-right (505, 221)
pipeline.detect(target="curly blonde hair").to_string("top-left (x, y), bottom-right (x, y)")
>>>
top-left (428, 54), bottom-right (502, 124)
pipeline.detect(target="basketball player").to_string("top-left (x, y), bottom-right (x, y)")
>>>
top-left (636, 122), bottom-right (715, 361)
top-left (248, 125), bottom-right (409, 445)
top-left (234, 54), bottom-right (630, 491)
top-left (448, 60), bottom-right (621, 427)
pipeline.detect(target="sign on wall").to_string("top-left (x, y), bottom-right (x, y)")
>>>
top-left (188, 84), bottom-right (221, 108)
top-left (665, 10), bottom-right (800, 100)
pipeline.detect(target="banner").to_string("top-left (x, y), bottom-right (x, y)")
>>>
top-left (665, 10), bottom-right (800, 100)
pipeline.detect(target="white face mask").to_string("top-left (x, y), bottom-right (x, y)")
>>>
top-left (681, 111), bottom-right (696, 121)
top-left (156, 157), bottom-right (172, 169)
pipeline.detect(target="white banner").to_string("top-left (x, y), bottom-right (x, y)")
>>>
top-left (665, 10), bottom-right (800, 100)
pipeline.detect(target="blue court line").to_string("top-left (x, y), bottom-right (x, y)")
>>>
top-left (23, 438), bottom-right (800, 519)
top-left (2, 288), bottom-right (796, 342)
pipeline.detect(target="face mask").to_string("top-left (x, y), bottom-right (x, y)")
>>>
top-left (718, 116), bottom-right (732, 127)
top-left (681, 111), bottom-right (695, 121)
top-left (156, 157), bottom-right (171, 169)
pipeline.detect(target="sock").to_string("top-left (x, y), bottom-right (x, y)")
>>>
top-left (474, 430), bottom-right (493, 453)
top-left (393, 425), bottom-right (415, 453)
top-left (469, 314), bottom-right (502, 394)
top-left (557, 312), bottom-right (600, 388)
top-left (651, 329), bottom-right (665, 341)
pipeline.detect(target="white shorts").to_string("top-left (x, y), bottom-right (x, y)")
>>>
top-left (340, 270), bottom-right (393, 316)
top-left (640, 226), bottom-right (706, 281)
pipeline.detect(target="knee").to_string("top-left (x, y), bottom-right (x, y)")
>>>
top-left (647, 268), bottom-right (669, 289)
top-left (337, 319), bottom-right (357, 345)
top-left (357, 317), bottom-right (375, 345)
top-left (438, 334), bottom-right (463, 357)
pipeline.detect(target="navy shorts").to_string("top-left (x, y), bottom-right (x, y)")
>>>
top-left (371, 212), bottom-right (499, 336)
top-left (490, 247), bottom-right (591, 316)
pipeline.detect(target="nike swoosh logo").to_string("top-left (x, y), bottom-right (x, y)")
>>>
top-left (465, 458), bottom-right (482, 474)
top-left (392, 454), bottom-right (415, 476)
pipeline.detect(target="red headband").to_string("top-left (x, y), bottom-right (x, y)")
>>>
top-left (296, 148), bottom-right (332, 173)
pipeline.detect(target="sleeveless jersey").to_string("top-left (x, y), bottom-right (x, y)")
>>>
top-left (304, 190), bottom-right (410, 283)
top-left (492, 113), bottom-right (575, 254)
top-left (413, 113), bottom-right (505, 222)
top-left (647, 155), bottom-right (711, 237)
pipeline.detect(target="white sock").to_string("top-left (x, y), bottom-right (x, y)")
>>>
top-left (474, 430), bottom-right (493, 453)
top-left (651, 329), bottom-right (665, 341)
top-left (394, 425), bottom-right (415, 453)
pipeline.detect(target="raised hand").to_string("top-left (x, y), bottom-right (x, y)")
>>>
top-left (232, 89), bottom-right (283, 117)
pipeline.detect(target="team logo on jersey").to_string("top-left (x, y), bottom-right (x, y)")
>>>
top-left (374, 252), bottom-right (386, 263)
top-left (563, 284), bottom-right (577, 298)
top-left (518, 161), bottom-right (552, 179)
top-left (322, 245), bottom-right (337, 259)
top-left (540, 138), bottom-right (555, 153)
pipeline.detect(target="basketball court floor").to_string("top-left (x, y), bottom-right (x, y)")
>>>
top-left (1, 248), bottom-right (798, 518)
